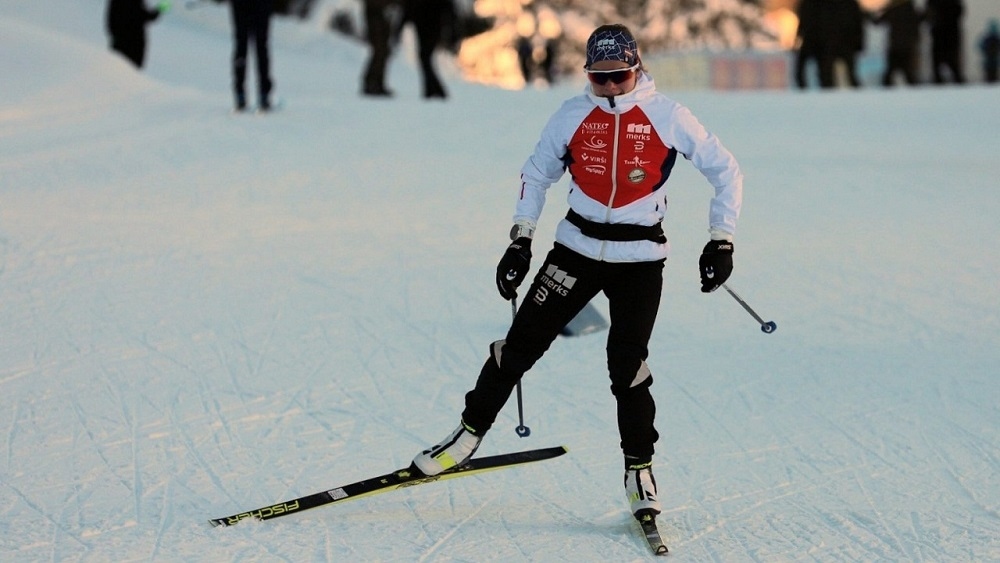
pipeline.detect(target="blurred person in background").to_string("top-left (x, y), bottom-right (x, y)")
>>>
top-left (516, 2), bottom-right (562, 86)
top-left (826, 0), bottom-right (865, 88)
top-left (402, 0), bottom-right (456, 99)
top-left (361, 0), bottom-right (398, 96)
top-left (794, 0), bottom-right (823, 88)
top-left (795, 0), bottom-right (864, 89)
top-left (229, 0), bottom-right (274, 111)
top-left (105, 0), bottom-right (165, 68)
top-left (925, 0), bottom-right (966, 84)
top-left (870, 0), bottom-right (922, 86)
top-left (980, 20), bottom-right (1000, 83)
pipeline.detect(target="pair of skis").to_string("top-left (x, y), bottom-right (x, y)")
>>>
top-left (209, 445), bottom-right (668, 555)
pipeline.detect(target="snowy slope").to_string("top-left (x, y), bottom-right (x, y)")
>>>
top-left (1, 1), bottom-right (999, 561)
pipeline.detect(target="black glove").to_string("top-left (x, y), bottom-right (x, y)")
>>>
top-left (496, 237), bottom-right (532, 300)
top-left (699, 240), bottom-right (733, 293)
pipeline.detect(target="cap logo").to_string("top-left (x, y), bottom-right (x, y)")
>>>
top-left (585, 26), bottom-right (639, 67)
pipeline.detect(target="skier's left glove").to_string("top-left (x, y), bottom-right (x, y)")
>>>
top-left (699, 240), bottom-right (733, 293)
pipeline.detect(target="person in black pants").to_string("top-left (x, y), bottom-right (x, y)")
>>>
top-left (794, 0), bottom-right (823, 88)
top-left (411, 24), bottom-right (744, 521)
top-left (871, 0), bottom-right (922, 86)
top-left (403, 0), bottom-right (456, 98)
top-left (106, 0), bottom-right (162, 68)
top-left (981, 20), bottom-right (1000, 83)
top-left (229, 0), bottom-right (274, 111)
top-left (361, 0), bottom-right (396, 96)
top-left (827, 0), bottom-right (865, 88)
top-left (925, 0), bottom-right (966, 84)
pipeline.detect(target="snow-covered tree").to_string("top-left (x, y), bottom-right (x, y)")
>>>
top-left (457, 0), bottom-right (778, 87)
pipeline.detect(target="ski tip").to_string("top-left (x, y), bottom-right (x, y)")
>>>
top-left (545, 445), bottom-right (570, 459)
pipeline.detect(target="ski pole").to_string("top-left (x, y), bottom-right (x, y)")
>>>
top-left (511, 297), bottom-right (531, 437)
top-left (722, 283), bottom-right (777, 334)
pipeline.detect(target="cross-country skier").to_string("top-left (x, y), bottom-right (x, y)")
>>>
top-left (412, 24), bottom-right (744, 520)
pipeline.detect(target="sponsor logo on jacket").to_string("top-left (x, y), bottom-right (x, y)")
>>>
top-left (568, 107), bottom-right (673, 207)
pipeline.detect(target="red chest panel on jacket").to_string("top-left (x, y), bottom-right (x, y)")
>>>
top-left (567, 106), bottom-right (673, 209)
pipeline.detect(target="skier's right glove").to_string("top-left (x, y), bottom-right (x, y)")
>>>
top-left (496, 238), bottom-right (532, 300)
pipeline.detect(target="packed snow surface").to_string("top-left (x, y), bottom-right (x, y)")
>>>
top-left (1, 1), bottom-right (998, 560)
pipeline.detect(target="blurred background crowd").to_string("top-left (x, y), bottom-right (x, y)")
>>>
top-left (106, 0), bottom-right (1000, 100)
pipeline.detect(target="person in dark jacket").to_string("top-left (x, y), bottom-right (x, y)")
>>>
top-left (871, 0), bottom-right (922, 86)
top-left (403, 0), bottom-right (456, 99)
top-left (229, 0), bottom-right (274, 111)
top-left (105, 0), bottom-right (162, 68)
top-left (826, 0), bottom-right (865, 88)
top-left (794, 0), bottom-right (822, 88)
top-left (925, 0), bottom-right (966, 84)
top-left (796, 0), bottom-right (864, 89)
top-left (361, 0), bottom-right (397, 96)
top-left (980, 20), bottom-right (1000, 83)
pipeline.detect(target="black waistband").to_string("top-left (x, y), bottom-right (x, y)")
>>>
top-left (565, 209), bottom-right (666, 244)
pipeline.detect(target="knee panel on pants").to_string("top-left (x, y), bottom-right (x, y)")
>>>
top-left (609, 359), bottom-right (653, 396)
top-left (490, 338), bottom-right (541, 383)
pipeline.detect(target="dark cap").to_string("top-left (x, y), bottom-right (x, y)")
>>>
top-left (585, 24), bottom-right (639, 68)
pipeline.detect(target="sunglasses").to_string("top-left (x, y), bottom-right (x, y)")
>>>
top-left (585, 64), bottom-right (640, 85)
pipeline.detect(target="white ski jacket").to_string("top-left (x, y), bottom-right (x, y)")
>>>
top-left (515, 73), bottom-right (743, 263)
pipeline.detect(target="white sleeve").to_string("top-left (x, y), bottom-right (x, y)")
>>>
top-left (659, 103), bottom-right (743, 237)
top-left (514, 103), bottom-right (577, 226)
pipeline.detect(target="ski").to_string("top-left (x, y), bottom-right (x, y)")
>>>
top-left (636, 510), bottom-right (669, 555)
top-left (209, 445), bottom-right (568, 527)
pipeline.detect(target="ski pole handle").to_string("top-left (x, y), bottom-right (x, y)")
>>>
top-left (722, 284), bottom-right (777, 334)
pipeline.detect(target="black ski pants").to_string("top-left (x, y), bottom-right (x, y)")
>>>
top-left (931, 33), bottom-right (966, 84)
top-left (362, 1), bottom-right (393, 94)
top-left (230, 0), bottom-right (272, 102)
top-left (882, 48), bottom-right (919, 86)
top-left (462, 243), bottom-right (664, 462)
top-left (406, 2), bottom-right (448, 98)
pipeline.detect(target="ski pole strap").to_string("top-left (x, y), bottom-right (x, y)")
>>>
top-left (565, 209), bottom-right (667, 244)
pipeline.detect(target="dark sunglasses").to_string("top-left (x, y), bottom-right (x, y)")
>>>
top-left (585, 64), bottom-right (639, 85)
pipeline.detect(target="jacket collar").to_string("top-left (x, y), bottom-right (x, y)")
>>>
top-left (585, 72), bottom-right (656, 111)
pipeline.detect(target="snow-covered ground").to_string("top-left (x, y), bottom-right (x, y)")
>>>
top-left (2, 1), bottom-right (999, 561)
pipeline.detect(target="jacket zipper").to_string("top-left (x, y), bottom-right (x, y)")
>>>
top-left (599, 110), bottom-right (622, 261)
